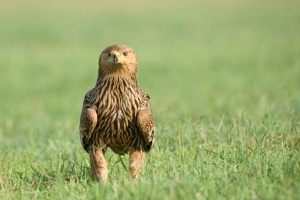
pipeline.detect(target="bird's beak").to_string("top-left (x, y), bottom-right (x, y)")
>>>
top-left (111, 51), bottom-right (121, 64)
top-left (113, 54), bottom-right (118, 63)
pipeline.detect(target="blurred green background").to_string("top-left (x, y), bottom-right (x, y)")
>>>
top-left (0, 0), bottom-right (299, 198)
top-left (0, 0), bottom-right (299, 156)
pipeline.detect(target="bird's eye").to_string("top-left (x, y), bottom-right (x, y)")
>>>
top-left (107, 53), bottom-right (111, 57)
top-left (123, 52), bottom-right (128, 56)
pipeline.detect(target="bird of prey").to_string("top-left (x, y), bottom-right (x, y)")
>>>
top-left (79, 44), bottom-right (156, 182)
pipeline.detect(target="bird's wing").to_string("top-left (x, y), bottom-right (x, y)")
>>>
top-left (79, 89), bottom-right (98, 152)
top-left (136, 90), bottom-right (156, 150)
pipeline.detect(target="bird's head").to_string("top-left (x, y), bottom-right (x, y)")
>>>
top-left (98, 44), bottom-right (138, 77)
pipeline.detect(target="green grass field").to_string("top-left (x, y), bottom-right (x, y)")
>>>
top-left (1, 0), bottom-right (300, 199)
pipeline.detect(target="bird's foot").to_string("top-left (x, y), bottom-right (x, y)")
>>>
top-left (90, 147), bottom-right (108, 183)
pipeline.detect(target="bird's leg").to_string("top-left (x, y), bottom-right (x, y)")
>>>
top-left (90, 146), bottom-right (108, 183)
top-left (129, 147), bottom-right (145, 179)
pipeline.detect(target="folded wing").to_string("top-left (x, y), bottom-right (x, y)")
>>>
top-left (79, 89), bottom-right (98, 152)
top-left (137, 92), bottom-right (156, 151)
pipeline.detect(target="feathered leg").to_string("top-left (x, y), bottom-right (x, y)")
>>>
top-left (90, 147), bottom-right (108, 183)
top-left (129, 147), bottom-right (145, 179)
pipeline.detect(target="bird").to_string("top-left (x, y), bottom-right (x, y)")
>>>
top-left (79, 44), bottom-right (156, 182)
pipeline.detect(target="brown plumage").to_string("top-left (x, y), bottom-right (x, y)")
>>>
top-left (79, 44), bottom-right (156, 182)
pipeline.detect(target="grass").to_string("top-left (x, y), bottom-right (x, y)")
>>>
top-left (0, 0), bottom-right (300, 199)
